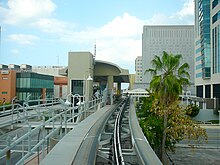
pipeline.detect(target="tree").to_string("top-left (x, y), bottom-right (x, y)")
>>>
top-left (145, 51), bottom-right (207, 163)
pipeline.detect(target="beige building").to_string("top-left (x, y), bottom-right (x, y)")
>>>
top-left (142, 25), bottom-right (195, 93)
top-left (129, 74), bottom-right (136, 90)
top-left (135, 56), bottom-right (142, 83)
top-left (60, 52), bottom-right (130, 104)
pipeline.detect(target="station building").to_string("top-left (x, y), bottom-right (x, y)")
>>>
top-left (59, 52), bottom-right (130, 104)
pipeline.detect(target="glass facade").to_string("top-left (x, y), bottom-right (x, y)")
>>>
top-left (212, 25), bottom-right (220, 73)
top-left (16, 72), bottom-right (54, 101)
top-left (198, 0), bottom-right (211, 79)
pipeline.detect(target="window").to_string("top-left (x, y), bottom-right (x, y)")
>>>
top-left (2, 92), bottom-right (7, 94)
top-left (71, 80), bottom-right (83, 95)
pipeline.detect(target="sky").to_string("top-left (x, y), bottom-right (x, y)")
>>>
top-left (0, 0), bottom-right (194, 74)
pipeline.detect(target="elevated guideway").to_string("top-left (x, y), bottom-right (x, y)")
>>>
top-left (40, 97), bottom-right (162, 165)
top-left (40, 104), bottom-right (118, 165)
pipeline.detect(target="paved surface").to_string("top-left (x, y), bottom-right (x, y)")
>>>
top-left (168, 147), bottom-right (220, 165)
top-left (168, 125), bottom-right (220, 165)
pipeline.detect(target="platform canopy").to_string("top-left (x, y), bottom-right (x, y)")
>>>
top-left (93, 60), bottom-right (129, 83)
top-left (59, 60), bottom-right (130, 84)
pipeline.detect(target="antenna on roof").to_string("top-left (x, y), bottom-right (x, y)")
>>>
top-left (94, 40), bottom-right (96, 58)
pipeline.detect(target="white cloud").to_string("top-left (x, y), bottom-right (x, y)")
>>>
top-left (100, 13), bottom-right (143, 38)
top-left (176, 0), bottom-right (194, 18)
top-left (8, 34), bottom-right (39, 45)
top-left (11, 49), bottom-right (19, 54)
top-left (146, 0), bottom-right (194, 25)
top-left (1, 0), bottom-right (195, 73)
top-left (57, 13), bottom-right (143, 72)
top-left (33, 18), bottom-right (75, 35)
top-left (1, 0), bottom-right (56, 25)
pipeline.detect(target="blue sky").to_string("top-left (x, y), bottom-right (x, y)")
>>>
top-left (0, 0), bottom-right (194, 73)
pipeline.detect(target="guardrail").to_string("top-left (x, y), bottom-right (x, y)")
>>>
top-left (129, 97), bottom-right (162, 165)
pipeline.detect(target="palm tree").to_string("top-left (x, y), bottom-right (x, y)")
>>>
top-left (145, 51), bottom-right (190, 162)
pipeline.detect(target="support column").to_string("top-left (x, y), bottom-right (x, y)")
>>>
top-left (117, 82), bottom-right (121, 95)
top-left (107, 76), bottom-right (113, 90)
top-left (203, 85), bottom-right (205, 98)
top-left (211, 84), bottom-right (213, 98)
top-left (107, 76), bottom-right (114, 105)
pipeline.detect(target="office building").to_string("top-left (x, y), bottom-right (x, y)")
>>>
top-left (32, 66), bottom-right (67, 98)
top-left (195, 0), bottom-right (220, 103)
top-left (16, 72), bottom-right (54, 101)
top-left (0, 64), bottom-right (55, 103)
top-left (0, 70), bottom-right (16, 103)
top-left (142, 25), bottom-right (195, 93)
top-left (135, 56), bottom-right (142, 83)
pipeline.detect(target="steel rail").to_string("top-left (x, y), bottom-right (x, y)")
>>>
top-left (113, 99), bottom-right (127, 165)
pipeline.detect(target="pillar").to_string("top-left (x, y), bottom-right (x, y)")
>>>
top-left (211, 84), bottom-right (213, 98)
top-left (107, 76), bottom-right (114, 105)
top-left (117, 82), bottom-right (121, 95)
top-left (203, 85), bottom-right (205, 98)
top-left (107, 76), bottom-right (113, 90)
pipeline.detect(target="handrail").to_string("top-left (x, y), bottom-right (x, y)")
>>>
top-left (0, 95), bottom-right (107, 165)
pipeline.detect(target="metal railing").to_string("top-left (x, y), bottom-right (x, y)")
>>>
top-left (0, 94), bottom-right (107, 165)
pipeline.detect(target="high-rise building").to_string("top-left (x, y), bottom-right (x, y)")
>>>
top-left (142, 25), bottom-right (195, 93)
top-left (135, 56), bottom-right (142, 83)
top-left (195, 0), bottom-right (220, 103)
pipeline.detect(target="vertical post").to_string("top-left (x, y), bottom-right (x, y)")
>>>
top-left (60, 114), bottom-right (62, 139)
top-left (3, 101), bottom-right (5, 113)
top-left (28, 123), bottom-right (31, 153)
top-left (22, 139), bottom-right (24, 157)
top-left (6, 136), bottom-right (11, 165)
top-left (203, 85), bottom-right (206, 98)
top-left (72, 105), bottom-right (74, 123)
top-left (52, 111), bottom-right (55, 131)
top-left (64, 106), bottom-right (67, 135)
top-left (11, 105), bottom-right (14, 130)
top-left (42, 117), bottom-right (45, 160)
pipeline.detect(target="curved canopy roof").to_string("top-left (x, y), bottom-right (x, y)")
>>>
top-left (59, 60), bottom-right (130, 83)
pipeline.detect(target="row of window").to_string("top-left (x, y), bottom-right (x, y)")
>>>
top-left (16, 78), bottom-right (54, 88)
top-left (196, 72), bottom-right (202, 78)
top-left (145, 29), bottom-right (193, 38)
top-left (196, 64), bottom-right (202, 70)
top-left (196, 55), bottom-right (202, 61)
top-left (212, 24), bottom-right (220, 74)
top-left (212, 11), bottom-right (220, 24)
top-left (212, 0), bottom-right (220, 9)
top-left (196, 47), bottom-right (202, 54)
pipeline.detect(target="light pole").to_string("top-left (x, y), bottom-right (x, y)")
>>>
top-left (85, 75), bottom-right (93, 102)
